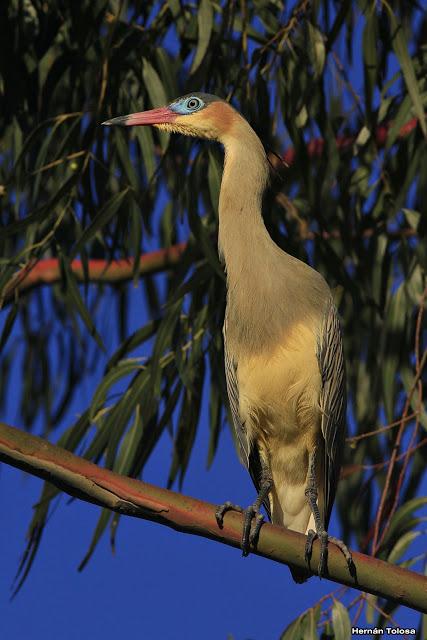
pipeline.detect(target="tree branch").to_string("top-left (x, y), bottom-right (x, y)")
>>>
top-left (0, 422), bottom-right (426, 613)
top-left (1, 243), bottom-right (187, 305)
top-left (1, 230), bottom-right (416, 307)
top-left (1, 117), bottom-right (420, 306)
top-left (281, 116), bottom-right (419, 165)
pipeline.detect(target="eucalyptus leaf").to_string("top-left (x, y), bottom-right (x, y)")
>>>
top-left (331, 601), bottom-right (351, 640)
top-left (190, 0), bottom-right (213, 74)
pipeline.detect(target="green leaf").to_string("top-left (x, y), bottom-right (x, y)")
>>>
top-left (114, 404), bottom-right (143, 476)
top-left (0, 304), bottom-right (18, 351)
top-left (133, 98), bottom-right (156, 181)
top-left (166, 0), bottom-right (180, 17)
top-left (142, 59), bottom-right (170, 151)
top-left (355, 125), bottom-right (371, 147)
top-left (378, 95), bottom-right (393, 123)
top-left (400, 366), bottom-right (427, 430)
top-left (382, 282), bottom-right (407, 422)
top-left (2, 172), bottom-right (78, 237)
top-left (71, 188), bottom-right (130, 257)
top-left (78, 509), bottom-right (112, 571)
top-left (129, 198), bottom-right (143, 282)
top-left (280, 608), bottom-right (320, 640)
top-left (190, 0), bottom-right (213, 74)
top-left (381, 497), bottom-right (427, 548)
top-left (89, 358), bottom-right (146, 421)
top-left (32, 117), bottom-right (73, 202)
top-left (62, 257), bottom-right (106, 352)
top-left (308, 23), bottom-right (325, 79)
top-left (306, 605), bottom-right (321, 640)
top-left (295, 105), bottom-right (308, 128)
top-left (386, 93), bottom-right (412, 149)
top-left (104, 369), bottom-right (151, 469)
top-left (363, 9), bottom-right (377, 119)
top-left (155, 48), bottom-right (178, 100)
top-left (331, 600), bottom-right (351, 640)
top-left (388, 530), bottom-right (422, 564)
top-left (106, 320), bottom-right (160, 371)
top-left (387, 8), bottom-right (426, 137)
top-left (113, 128), bottom-right (139, 190)
top-left (280, 614), bottom-right (304, 639)
top-left (87, 370), bottom-right (149, 468)
top-left (403, 208), bottom-right (421, 230)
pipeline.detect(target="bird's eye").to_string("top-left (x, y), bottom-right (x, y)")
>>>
top-left (185, 97), bottom-right (202, 111)
top-left (169, 95), bottom-right (205, 115)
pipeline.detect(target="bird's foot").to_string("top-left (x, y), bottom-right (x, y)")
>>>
top-left (305, 528), bottom-right (355, 578)
top-left (305, 528), bottom-right (328, 576)
top-left (215, 501), bottom-right (265, 556)
top-left (215, 501), bottom-right (243, 525)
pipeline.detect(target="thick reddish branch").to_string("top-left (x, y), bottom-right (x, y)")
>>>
top-left (282, 117), bottom-right (419, 164)
top-left (1, 117), bottom-right (420, 305)
top-left (0, 422), bottom-right (426, 613)
top-left (1, 243), bottom-right (187, 304)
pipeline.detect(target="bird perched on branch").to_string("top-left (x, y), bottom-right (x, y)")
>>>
top-left (103, 93), bottom-right (353, 581)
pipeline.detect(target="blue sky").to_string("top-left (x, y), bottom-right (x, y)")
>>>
top-left (1, 2), bottom-right (426, 637)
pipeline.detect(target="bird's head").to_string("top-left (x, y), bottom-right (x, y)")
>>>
top-left (102, 93), bottom-right (237, 141)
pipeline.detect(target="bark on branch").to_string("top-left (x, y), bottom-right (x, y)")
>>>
top-left (0, 422), bottom-right (426, 613)
top-left (1, 243), bottom-right (187, 305)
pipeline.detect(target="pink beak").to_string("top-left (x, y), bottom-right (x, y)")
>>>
top-left (102, 106), bottom-right (176, 127)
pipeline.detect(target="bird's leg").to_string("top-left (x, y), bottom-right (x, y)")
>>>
top-left (215, 462), bottom-right (272, 556)
top-left (304, 448), bottom-right (355, 578)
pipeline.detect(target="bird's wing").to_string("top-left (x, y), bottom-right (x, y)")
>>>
top-left (223, 329), bottom-right (271, 520)
top-left (317, 299), bottom-right (347, 529)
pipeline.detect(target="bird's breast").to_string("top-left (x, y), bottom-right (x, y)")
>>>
top-left (232, 319), bottom-right (322, 447)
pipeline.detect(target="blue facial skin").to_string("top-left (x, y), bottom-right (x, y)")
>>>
top-left (169, 95), bottom-right (206, 115)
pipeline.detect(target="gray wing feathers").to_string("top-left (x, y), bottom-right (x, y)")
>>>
top-left (223, 325), bottom-right (272, 520)
top-left (223, 329), bottom-right (250, 467)
top-left (317, 300), bottom-right (346, 528)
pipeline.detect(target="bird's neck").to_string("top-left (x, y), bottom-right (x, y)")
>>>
top-left (218, 117), bottom-right (273, 281)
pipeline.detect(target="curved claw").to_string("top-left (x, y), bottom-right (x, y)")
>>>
top-left (305, 528), bottom-right (354, 578)
top-left (215, 501), bottom-right (265, 556)
top-left (304, 529), bottom-right (317, 563)
top-left (217, 466), bottom-right (272, 557)
top-left (215, 501), bottom-right (243, 528)
top-left (328, 535), bottom-right (357, 578)
top-left (249, 513), bottom-right (265, 546)
top-left (241, 505), bottom-right (265, 555)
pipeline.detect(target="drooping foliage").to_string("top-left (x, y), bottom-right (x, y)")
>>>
top-left (0, 0), bottom-right (426, 633)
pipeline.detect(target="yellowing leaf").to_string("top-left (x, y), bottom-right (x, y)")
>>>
top-left (190, 0), bottom-right (213, 74)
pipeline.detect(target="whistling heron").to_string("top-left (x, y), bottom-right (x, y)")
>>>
top-left (103, 93), bottom-right (353, 580)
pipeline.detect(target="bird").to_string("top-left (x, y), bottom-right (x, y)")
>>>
top-left (102, 93), bottom-right (354, 581)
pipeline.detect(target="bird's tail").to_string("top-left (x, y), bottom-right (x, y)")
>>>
top-left (269, 494), bottom-right (313, 583)
top-left (288, 564), bottom-right (311, 583)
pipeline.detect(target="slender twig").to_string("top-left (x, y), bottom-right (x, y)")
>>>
top-left (343, 434), bottom-right (427, 477)
top-left (347, 412), bottom-right (418, 444)
top-left (227, 0), bottom-right (312, 100)
top-left (352, 595), bottom-right (366, 626)
top-left (372, 288), bottom-right (427, 554)
top-left (374, 287), bottom-right (427, 553)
